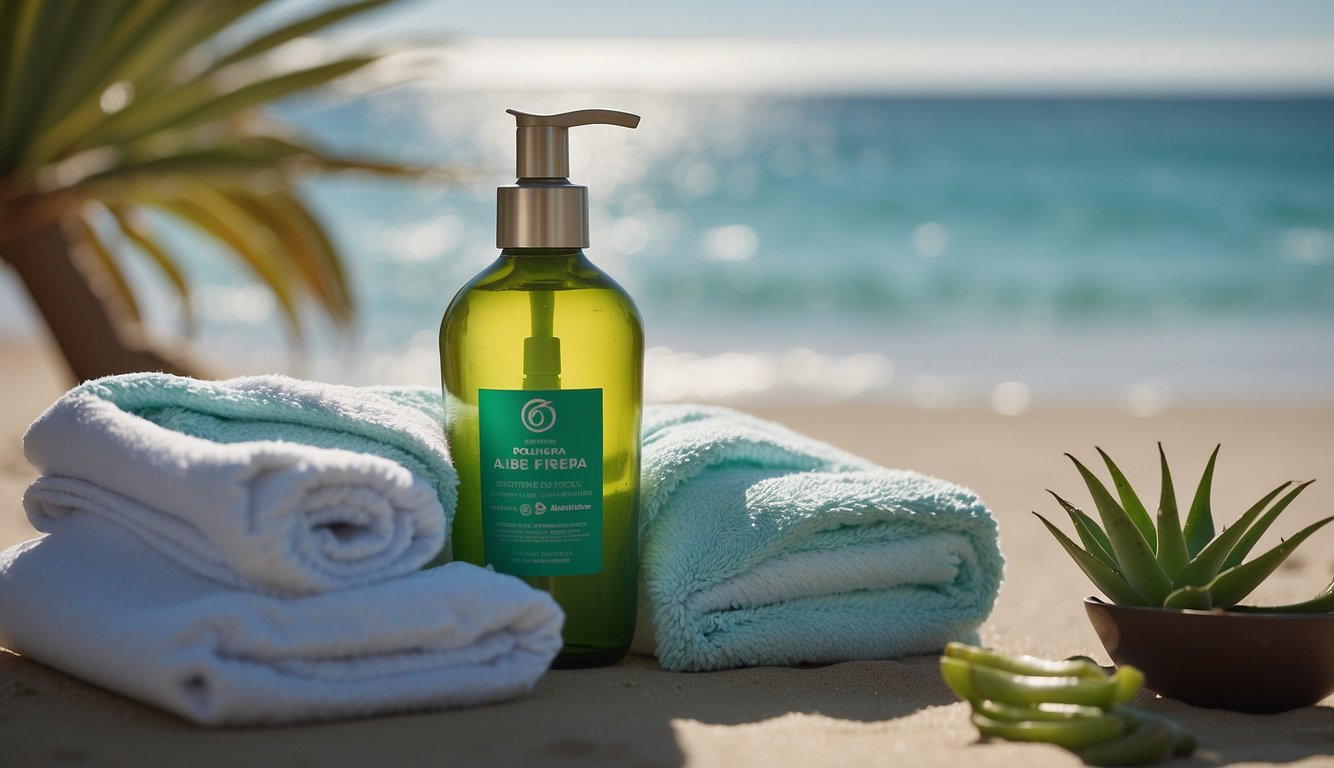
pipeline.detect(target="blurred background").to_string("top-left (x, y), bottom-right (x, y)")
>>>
top-left (2, 0), bottom-right (1332, 413)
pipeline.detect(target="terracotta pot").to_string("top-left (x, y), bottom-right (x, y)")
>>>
top-left (1084, 597), bottom-right (1334, 714)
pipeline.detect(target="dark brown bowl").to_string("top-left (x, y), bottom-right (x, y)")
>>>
top-left (1084, 597), bottom-right (1334, 713)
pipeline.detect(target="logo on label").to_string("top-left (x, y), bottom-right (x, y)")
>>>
top-left (520, 398), bottom-right (556, 433)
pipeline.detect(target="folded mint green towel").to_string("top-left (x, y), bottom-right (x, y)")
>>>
top-left (24, 373), bottom-right (456, 593)
top-left (38, 374), bottom-right (1000, 673)
top-left (633, 405), bottom-right (1004, 672)
top-left (72, 373), bottom-right (454, 517)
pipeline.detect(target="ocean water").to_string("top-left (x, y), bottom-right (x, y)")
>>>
top-left (7, 90), bottom-right (1333, 410)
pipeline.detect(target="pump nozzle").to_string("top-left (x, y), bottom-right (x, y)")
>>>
top-left (497, 108), bottom-right (641, 249)
top-left (506, 109), bottom-right (640, 180)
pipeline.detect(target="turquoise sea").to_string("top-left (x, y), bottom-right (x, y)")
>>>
top-left (6, 90), bottom-right (1333, 410)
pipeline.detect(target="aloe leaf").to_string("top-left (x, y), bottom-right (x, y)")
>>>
top-left (1203, 516), bottom-right (1334, 609)
top-left (207, 0), bottom-right (393, 73)
top-left (1153, 443), bottom-right (1189, 579)
top-left (1231, 577), bottom-right (1334, 614)
top-left (1221, 480), bottom-right (1316, 571)
top-left (1033, 512), bottom-right (1149, 606)
top-left (1049, 491), bottom-right (1118, 570)
top-left (1172, 481), bottom-right (1293, 589)
top-left (72, 214), bottom-right (141, 323)
top-left (108, 204), bottom-right (196, 336)
top-left (1182, 445), bottom-right (1220, 557)
top-left (1067, 454), bottom-right (1173, 605)
top-left (1095, 447), bottom-right (1156, 552)
top-left (1163, 585), bottom-right (1212, 611)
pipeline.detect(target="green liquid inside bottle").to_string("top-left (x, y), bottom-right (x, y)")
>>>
top-left (440, 248), bottom-right (643, 667)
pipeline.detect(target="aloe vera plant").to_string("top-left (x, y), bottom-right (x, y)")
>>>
top-left (1035, 445), bottom-right (1334, 612)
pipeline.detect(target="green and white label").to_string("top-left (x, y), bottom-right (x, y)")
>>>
top-left (478, 388), bottom-right (603, 576)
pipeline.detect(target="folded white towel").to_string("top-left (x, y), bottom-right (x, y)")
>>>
top-left (23, 384), bottom-right (449, 594)
top-left (0, 514), bottom-right (564, 725)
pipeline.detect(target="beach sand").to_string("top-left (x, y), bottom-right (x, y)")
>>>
top-left (1, 338), bottom-right (1331, 767)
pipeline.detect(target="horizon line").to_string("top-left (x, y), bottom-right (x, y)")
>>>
top-left (341, 36), bottom-right (1334, 95)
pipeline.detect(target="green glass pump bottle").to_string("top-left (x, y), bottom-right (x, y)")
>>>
top-left (439, 109), bottom-right (643, 667)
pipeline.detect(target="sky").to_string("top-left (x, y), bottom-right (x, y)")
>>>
top-left (253, 0), bottom-right (1334, 94)
top-left (354, 0), bottom-right (1334, 41)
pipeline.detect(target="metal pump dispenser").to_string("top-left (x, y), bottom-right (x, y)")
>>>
top-left (497, 108), bottom-right (641, 248)
top-left (497, 108), bottom-right (641, 389)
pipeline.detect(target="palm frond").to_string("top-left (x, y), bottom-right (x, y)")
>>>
top-left (0, 0), bottom-right (78, 169)
top-left (207, 0), bottom-right (394, 73)
top-left (72, 213), bottom-right (141, 323)
top-left (108, 204), bottom-right (197, 336)
top-left (23, 0), bottom-right (129, 146)
top-left (147, 182), bottom-right (304, 344)
top-left (226, 188), bottom-right (354, 329)
top-left (0, 0), bottom-right (441, 360)
top-left (25, 1), bottom-right (269, 165)
top-left (75, 55), bottom-right (379, 155)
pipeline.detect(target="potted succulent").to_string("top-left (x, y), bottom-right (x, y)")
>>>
top-left (1036, 445), bottom-right (1334, 713)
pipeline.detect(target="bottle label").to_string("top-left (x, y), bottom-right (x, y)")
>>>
top-left (477, 388), bottom-right (603, 576)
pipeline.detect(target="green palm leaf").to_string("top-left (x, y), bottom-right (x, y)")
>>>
top-left (22, 0), bottom-right (128, 147)
top-left (74, 55), bottom-right (379, 156)
top-left (27, 1), bottom-right (270, 164)
top-left (0, 0), bottom-right (78, 168)
top-left (226, 188), bottom-right (353, 330)
top-left (108, 204), bottom-right (196, 336)
top-left (72, 214), bottom-right (140, 323)
top-left (30, 0), bottom-right (169, 129)
top-left (207, 0), bottom-right (394, 73)
top-left (262, 189), bottom-right (356, 318)
top-left (0, 0), bottom-right (438, 372)
top-left (150, 184), bottom-right (303, 344)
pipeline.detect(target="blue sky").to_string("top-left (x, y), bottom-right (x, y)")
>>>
top-left (357, 0), bottom-right (1334, 41)
top-left (249, 1), bottom-right (1334, 93)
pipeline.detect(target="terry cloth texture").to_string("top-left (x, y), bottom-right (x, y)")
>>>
top-left (21, 373), bottom-right (457, 593)
top-left (632, 404), bottom-right (1004, 672)
top-left (0, 515), bottom-right (563, 725)
top-left (0, 374), bottom-right (563, 725)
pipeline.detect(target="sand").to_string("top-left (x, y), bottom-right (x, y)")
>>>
top-left (1, 338), bottom-right (1331, 767)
